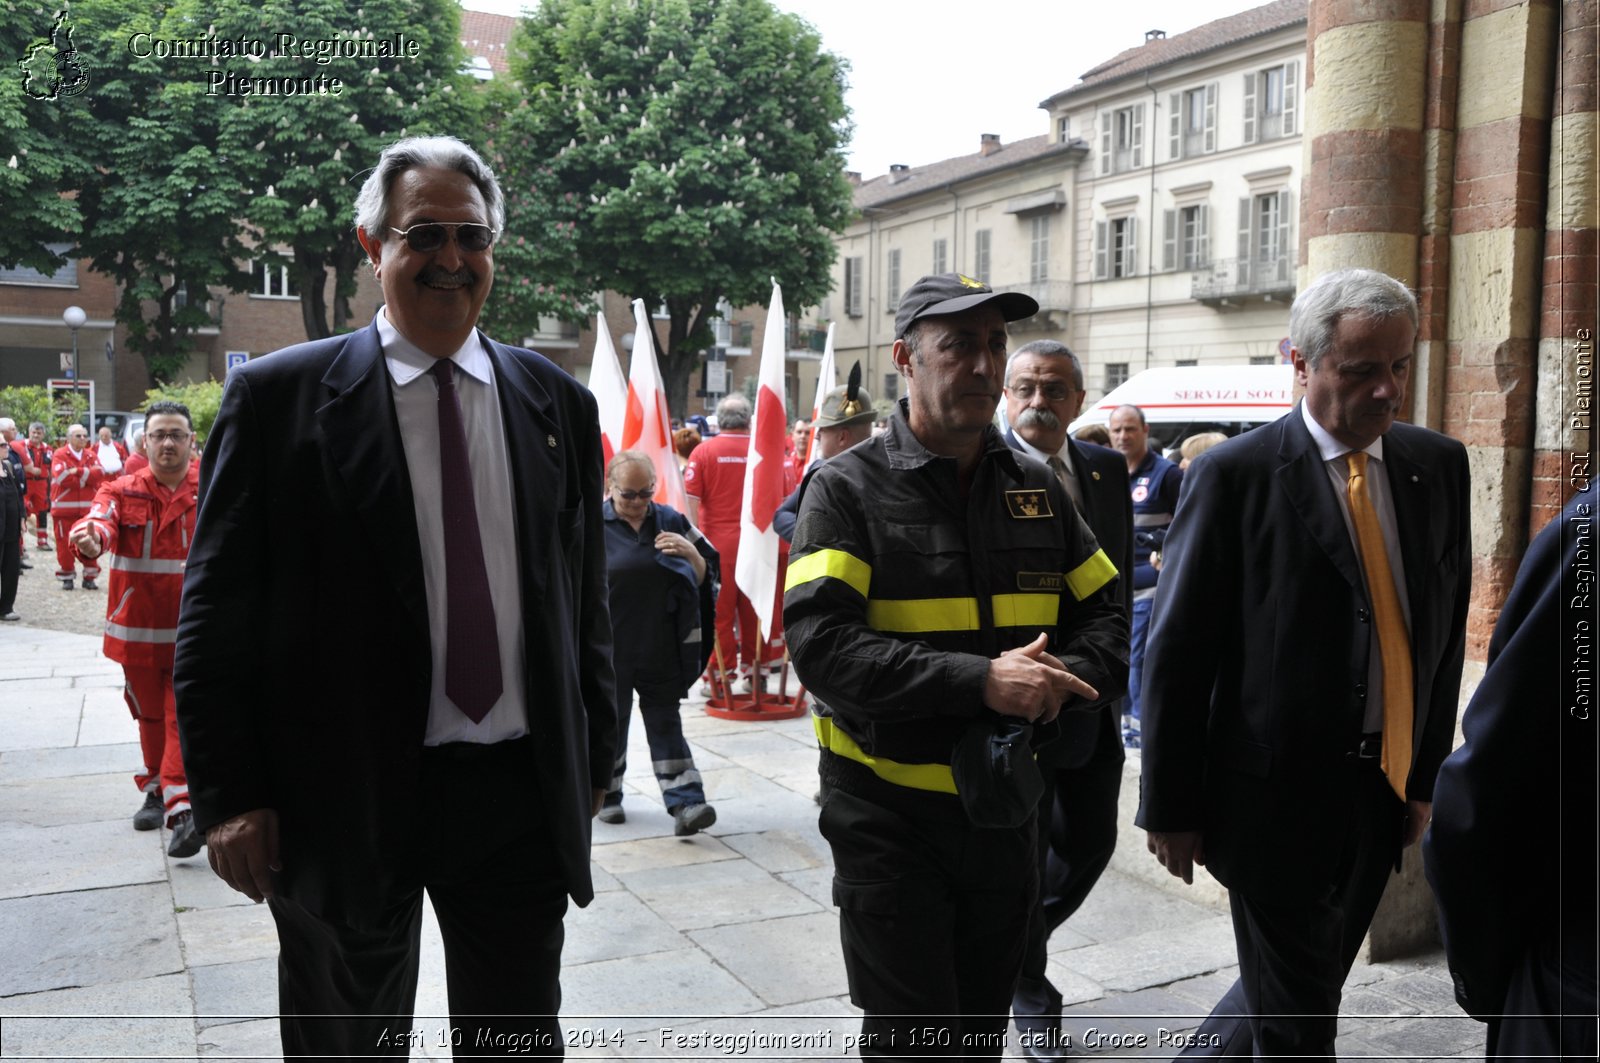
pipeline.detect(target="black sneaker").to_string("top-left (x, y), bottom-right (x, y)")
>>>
top-left (60, 578), bottom-right (73, 591)
top-left (672, 803), bottom-right (717, 837)
top-left (166, 810), bottom-right (204, 858)
top-left (82, 577), bottom-right (97, 590)
top-left (133, 790), bottom-right (163, 831)
top-left (597, 804), bottom-right (625, 824)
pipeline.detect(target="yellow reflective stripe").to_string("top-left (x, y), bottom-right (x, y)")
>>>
top-left (992, 593), bottom-right (1060, 628)
top-left (867, 596), bottom-right (978, 633)
top-left (785, 548), bottom-right (872, 598)
top-left (1065, 548), bottom-right (1117, 601)
top-left (813, 714), bottom-right (957, 795)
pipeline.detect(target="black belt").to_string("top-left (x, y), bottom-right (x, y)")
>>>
top-left (1351, 732), bottom-right (1383, 759)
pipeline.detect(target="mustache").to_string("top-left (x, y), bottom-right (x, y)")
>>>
top-left (420, 267), bottom-right (477, 286)
top-left (1014, 407), bottom-right (1062, 432)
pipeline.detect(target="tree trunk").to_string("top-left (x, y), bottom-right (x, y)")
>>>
top-left (297, 256), bottom-right (331, 341)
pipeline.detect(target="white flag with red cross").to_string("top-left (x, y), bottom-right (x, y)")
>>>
top-left (736, 280), bottom-right (789, 642)
top-left (589, 311), bottom-right (627, 468)
top-left (621, 299), bottom-right (688, 513)
top-left (802, 323), bottom-right (837, 469)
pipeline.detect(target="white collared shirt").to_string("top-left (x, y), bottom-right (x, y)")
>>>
top-left (1010, 431), bottom-right (1076, 483)
top-left (379, 308), bottom-right (529, 745)
top-left (1299, 401), bottom-right (1411, 733)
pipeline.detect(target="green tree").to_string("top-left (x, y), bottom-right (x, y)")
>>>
top-left (0, 4), bottom-right (89, 272)
top-left (61, 0), bottom-right (255, 388)
top-left (0, 384), bottom-right (87, 439)
top-left (209, 0), bottom-right (478, 340)
top-left (484, 0), bottom-right (854, 414)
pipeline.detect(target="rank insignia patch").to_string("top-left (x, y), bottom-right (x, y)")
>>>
top-left (1004, 489), bottom-right (1053, 519)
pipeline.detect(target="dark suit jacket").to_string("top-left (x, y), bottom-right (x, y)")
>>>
top-left (1004, 429), bottom-right (1133, 770)
top-left (1135, 404), bottom-right (1471, 899)
top-left (1423, 489), bottom-right (1597, 1021)
top-left (175, 322), bottom-right (618, 926)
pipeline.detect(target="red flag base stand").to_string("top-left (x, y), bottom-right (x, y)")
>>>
top-left (703, 646), bottom-right (809, 721)
top-left (705, 688), bottom-right (808, 721)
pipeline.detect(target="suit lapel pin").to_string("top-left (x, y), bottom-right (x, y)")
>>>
top-left (547, 435), bottom-right (558, 448)
top-left (1091, 471), bottom-right (1101, 481)
top-left (1411, 474), bottom-right (1418, 482)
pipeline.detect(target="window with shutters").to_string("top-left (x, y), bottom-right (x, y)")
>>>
top-left (1029, 216), bottom-right (1050, 282)
top-left (973, 229), bottom-right (992, 284)
top-left (844, 256), bottom-right (864, 317)
top-left (1099, 103), bottom-right (1144, 174)
top-left (1243, 61), bottom-right (1299, 143)
top-left (1057, 115), bottom-right (1071, 143)
top-left (882, 371), bottom-right (900, 401)
top-left (886, 248), bottom-right (902, 311)
top-left (931, 237), bottom-right (948, 276)
top-left (1168, 85), bottom-right (1217, 160)
top-left (1105, 362), bottom-right (1129, 390)
top-left (1094, 216), bottom-right (1138, 279)
top-left (1162, 204), bottom-right (1210, 271)
top-left (1236, 190), bottom-right (1293, 289)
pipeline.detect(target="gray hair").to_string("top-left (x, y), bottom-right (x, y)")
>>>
top-left (0, 418), bottom-right (15, 432)
top-left (28, 422), bottom-right (45, 433)
top-left (606, 449), bottom-right (656, 486)
top-left (1289, 268), bottom-right (1418, 368)
top-left (716, 394), bottom-right (752, 431)
top-left (1007, 339), bottom-right (1084, 391)
top-left (353, 136), bottom-right (506, 237)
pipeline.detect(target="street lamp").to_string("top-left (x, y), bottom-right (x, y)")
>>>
top-left (62, 306), bottom-right (86, 429)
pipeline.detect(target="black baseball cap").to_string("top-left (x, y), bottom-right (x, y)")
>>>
top-left (894, 273), bottom-right (1039, 339)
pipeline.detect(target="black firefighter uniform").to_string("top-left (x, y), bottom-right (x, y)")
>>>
top-left (783, 405), bottom-right (1127, 1056)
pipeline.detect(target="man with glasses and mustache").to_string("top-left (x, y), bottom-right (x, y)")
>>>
top-left (176, 136), bottom-right (618, 1058)
top-left (70, 402), bottom-right (203, 854)
top-left (1000, 340), bottom-right (1132, 1061)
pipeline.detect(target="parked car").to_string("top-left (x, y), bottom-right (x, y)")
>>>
top-left (92, 410), bottom-right (145, 450)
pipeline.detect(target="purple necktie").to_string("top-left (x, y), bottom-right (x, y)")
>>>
top-left (432, 359), bottom-right (503, 723)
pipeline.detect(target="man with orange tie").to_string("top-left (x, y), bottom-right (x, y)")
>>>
top-left (1136, 268), bottom-right (1472, 1058)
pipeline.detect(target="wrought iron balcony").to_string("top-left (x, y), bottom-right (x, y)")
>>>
top-left (1191, 256), bottom-right (1295, 305)
top-left (994, 279), bottom-right (1073, 314)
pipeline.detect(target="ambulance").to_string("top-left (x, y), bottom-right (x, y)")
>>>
top-left (1068, 364), bottom-right (1294, 451)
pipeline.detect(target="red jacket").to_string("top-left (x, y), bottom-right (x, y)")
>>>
top-left (51, 444), bottom-right (103, 522)
top-left (72, 464), bottom-right (199, 668)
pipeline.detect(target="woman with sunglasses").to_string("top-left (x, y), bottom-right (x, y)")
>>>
top-left (599, 450), bottom-right (719, 834)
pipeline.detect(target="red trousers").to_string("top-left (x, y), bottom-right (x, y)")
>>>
top-left (53, 515), bottom-right (99, 580)
top-left (711, 547), bottom-right (786, 674)
top-left (123, 664), bottom-right (188, 825)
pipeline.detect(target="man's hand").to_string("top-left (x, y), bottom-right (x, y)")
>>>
top-left (1402, 800), bottom-right (1431, 848)
top-left (70, 525), bottom-right (101, 559)
top-left (984, 633), bottom-right (1099, 725)
top-left (591, 788), bottom-right (606, 818)
top-left (206, 809), bottom-right (281, 903)
top-left (1146, 829), bottom-right (1205, 885)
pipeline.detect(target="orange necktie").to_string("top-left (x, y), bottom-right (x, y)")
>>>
top-left (1345, 452), bottom-right (1412, 800)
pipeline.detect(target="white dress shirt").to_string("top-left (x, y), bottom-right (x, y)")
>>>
top-left (1299, 402), bottom-right (1411, 733)
top-left (1010, 432), bottom-right (1083, 507)
top-left (379, 308), bottom-right (529, 745)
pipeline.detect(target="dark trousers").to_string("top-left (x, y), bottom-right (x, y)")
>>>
top-left (1, 486), bottom-right (20, 612)
top-left (269, 738), bottom-right (569, 1061)
top-left (1012, 733), bottom-right (1123, 1034)
top-left (819, 785), bottom-right (1034, 1060)
top-left (606, 661), bottom-right (704, 812)
top-left (1127, 597), bottom-right (1154, 722)
top-left (1182, 762), bottom-right (1402, 1061)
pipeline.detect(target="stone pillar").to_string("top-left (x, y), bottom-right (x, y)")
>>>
top-left (1534, 0), bottom-right (1598, 536)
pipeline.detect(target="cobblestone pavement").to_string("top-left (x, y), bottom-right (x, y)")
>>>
top-left (6, 533), bottom-right (108, 638)
top-left (0, 623), bottom-right (1488, 1060)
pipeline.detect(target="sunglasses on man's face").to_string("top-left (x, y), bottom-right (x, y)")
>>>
top-left (389, 222), bottom-right (498, 253)
top-left (613, 486), bottom-right (656, 502)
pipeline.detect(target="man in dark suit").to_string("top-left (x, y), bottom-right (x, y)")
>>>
top-left (1137, 268), bottom-right (1472, 1057)
top-left (175, 136), bottom-right (617, 1059)
top-left (1423, 488), bottom-right (1597, 1061)
top-left (1001, 340), bottom-right (1133, 1060)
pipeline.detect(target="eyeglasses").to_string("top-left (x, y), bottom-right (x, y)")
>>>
top-left (389, 222), bottom-right (498, 253)
top-left (1009, 381), bottom-right (1077, 402)
top-left (146, 431), bottom-right (191, 444)
top-left (613, 486), bottom-right (656, 502)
